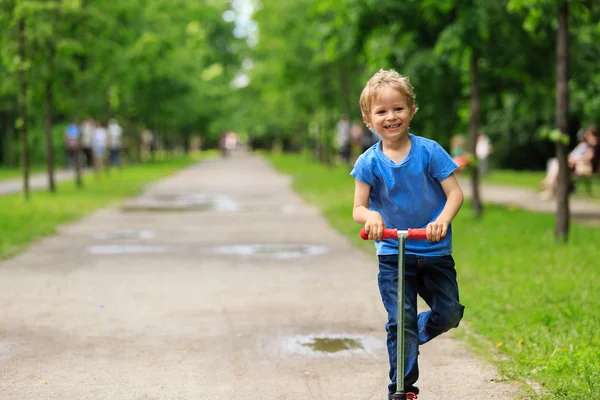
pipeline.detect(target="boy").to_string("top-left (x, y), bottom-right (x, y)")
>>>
top-left (350, 69), bottom-right (465, 399)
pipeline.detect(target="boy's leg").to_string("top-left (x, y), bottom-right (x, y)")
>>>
top-left (377, 255), bottom-right (420, 398)
top-left (417, 255), bottom-right (465, 345)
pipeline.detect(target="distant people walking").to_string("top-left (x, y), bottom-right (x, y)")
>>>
top-left (141, 129), bottom-right (154, 161)
top-left (475, 131), bottom-right (493, 176)
top-left (64, 119), bottom-right (80, 169)
top-left (540, 125), bottom-right (597, 200)
top-left (219, 131), bottom-right (238, 158)
top-left (107, 118), bottom-right (123, 167)
top-left (450, 134), bottom-right (470, 173)
top-left (360, 124), bottom-right (379, 153)
top-left (336, 113), bottom-right (351, 164)
top-left (92, 122), bottom-right (108, 176)
top-left (80, 116), bottom-right (95, 168)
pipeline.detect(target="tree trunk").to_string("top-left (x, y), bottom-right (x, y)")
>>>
top-left (8, 121), bottom-right (15, 168)
top-left (469, 50), bottom-right (483, 218)
top-left (18, 17), bottom-right (30, 200)
top-left (554, 1), bottom-right (570, 242)
top-left (43, 46), bottom-right (56, 193)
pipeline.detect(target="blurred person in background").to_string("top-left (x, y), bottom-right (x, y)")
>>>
top-left (540, 124), bottom-right (597, 200)
top-left (475, 131), bottom-right (493, 176)
top-left (450, 134), bottom-right (470, 173)
top-left (92, 121), bottom-right (108, 177)
top-left (80, 116), bottom-right (95, 168)
top-left (361, 124), bottom-right (380, 153)
top-left (336, 113), bottom-right (351, 164)
top-left (349, 121), bottom-right (364, 164)
top-left (64, 119), bottom-right (80, 169)
top-left (588, 124), bottom-right (599, 174)
top-left (141, 128), bottom-right (154, 161)
top-left (107, 118), bottom-right (123, 167)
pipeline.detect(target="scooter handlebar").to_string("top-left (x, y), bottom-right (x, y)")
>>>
top-left (360, 228), bottom-right (428, 240)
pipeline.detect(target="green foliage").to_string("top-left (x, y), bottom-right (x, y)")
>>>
top-left (539, 127), bottom-right (570, 145)
top-left (0, 0), bottom-right (246, 166)
top-left (266, 151), bottom-right (600, 400)
top-left (233, 0), bottom-right (600, 170)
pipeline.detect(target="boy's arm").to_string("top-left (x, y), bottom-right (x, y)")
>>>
top-left (353, 179), bottom-right (385, 240)
top-left (427, 173), bottom-right (464, 241)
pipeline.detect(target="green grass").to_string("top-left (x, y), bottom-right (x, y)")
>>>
top-left (0, 154), bottom-right (215, 260)
top-left (266, 152), bottom-right (600, 400)
top-left (0, 165), bottom-right (46, 182)
top-left (482, 170), bottom-right (547, 190)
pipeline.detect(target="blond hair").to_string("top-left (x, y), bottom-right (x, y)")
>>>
top-left (359, 69), bottom-right (417, 117)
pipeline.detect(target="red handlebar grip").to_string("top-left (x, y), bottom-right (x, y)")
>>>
top-left (407, 228), bottom-right (428, 239)
top-left (360, 228), bottom-right (429, 240)
top-left (360, 228), bottom-right (398, 240)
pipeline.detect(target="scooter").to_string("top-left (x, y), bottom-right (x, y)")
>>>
top-left (360, 227), bottom-right (427, 400)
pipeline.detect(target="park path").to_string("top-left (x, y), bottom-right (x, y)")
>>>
top-left (3, 166), bottom-right (599, 227)
top-left (457, 177), bottom-right (600, 226)
top-left (0, 153), bottom-right (519, 399)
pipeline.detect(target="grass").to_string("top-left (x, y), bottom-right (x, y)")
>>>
top-left (0, 153), bottom-right (215, 260)
top-left (482, 170), bottom-right (546, 190)
top-left (0, 165), bottom-right (46, 182)
top-left (265, 152), bottom-right (600, 400)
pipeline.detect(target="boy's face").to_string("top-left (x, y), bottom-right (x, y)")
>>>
top-left (363, 86), bottom-right (415, 143)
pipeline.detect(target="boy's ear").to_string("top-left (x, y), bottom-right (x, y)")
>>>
top-left (362, 114), bottom-right (371, 127)
top-left (409, 105), bottom-right (417, 120)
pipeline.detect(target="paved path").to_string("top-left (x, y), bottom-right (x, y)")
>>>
top-left (458, 178), bottom-right (600, 226)
top-left (3, 168), bottom-right (599, 227)
top-left (0, 154), bottom-right (518, 399)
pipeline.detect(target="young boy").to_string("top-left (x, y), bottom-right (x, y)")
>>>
top-left (350, 69), bottom-right (465, 399)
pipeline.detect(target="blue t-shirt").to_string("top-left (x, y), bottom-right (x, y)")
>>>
top-left (350, 134), bottom-right (458, 256)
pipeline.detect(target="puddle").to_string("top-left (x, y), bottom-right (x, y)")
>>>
top-left (0, 339), bottom-right (26, 361)
top-left (88, 245), bottom-right (170, 255)
top-left (122, 193), bottom-right (239, 212)
top-left (87, 244), bottom-right (327, 258)
top-left (93, 230), bottom-right (155, 240)
top-left (239, 204), bottom-right (298, 213)
top-left (303, 337), bottom-right (363, 353)
top-left (214, 244), bottom-right (327, 259)
top-left (275, 334), bottom-right (383, 357)
top-left (123, 192), bottom-right (300, 214)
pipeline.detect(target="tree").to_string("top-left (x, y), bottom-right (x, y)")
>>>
top-left (17, 11), bottom-right (30, 200)
top-left (554, 1), bottom-right (569, 242)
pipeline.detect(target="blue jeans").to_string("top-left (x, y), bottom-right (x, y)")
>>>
top-left (378, 254), bottom-right (465, 396)
top-left (110, 149), bottom-right (120, 166)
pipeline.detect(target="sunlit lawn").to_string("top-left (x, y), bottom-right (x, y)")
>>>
top-left (0, 165), bottom-right (45, 182)
top-left (266, 152), bottom-right (600, 400)
top-left (0, 153), bottom-right (215, 260)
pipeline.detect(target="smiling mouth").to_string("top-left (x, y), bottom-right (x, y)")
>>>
top-left (385, 124), bottom-right (400, 129)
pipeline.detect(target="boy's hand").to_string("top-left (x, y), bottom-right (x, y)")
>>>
top-left (426, 219), bottom-right (449, 242)
top-left (364, 211), bottom-right (386, 240)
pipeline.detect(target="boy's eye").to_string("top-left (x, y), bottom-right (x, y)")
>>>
top-left (395, 107), bottom-right (404, 111)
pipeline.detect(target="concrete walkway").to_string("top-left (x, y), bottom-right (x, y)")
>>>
top-left (3, 167), bottom-right (599, 227)
top-left (458, 177), bottom-right (600, 226)
top-left (0, 154), bottom-right (518, 399)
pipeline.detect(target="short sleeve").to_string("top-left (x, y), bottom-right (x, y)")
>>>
top-left (428, 142), bottom-right (458, 182)
top-left (350, 153), bottom-right (374, 186)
